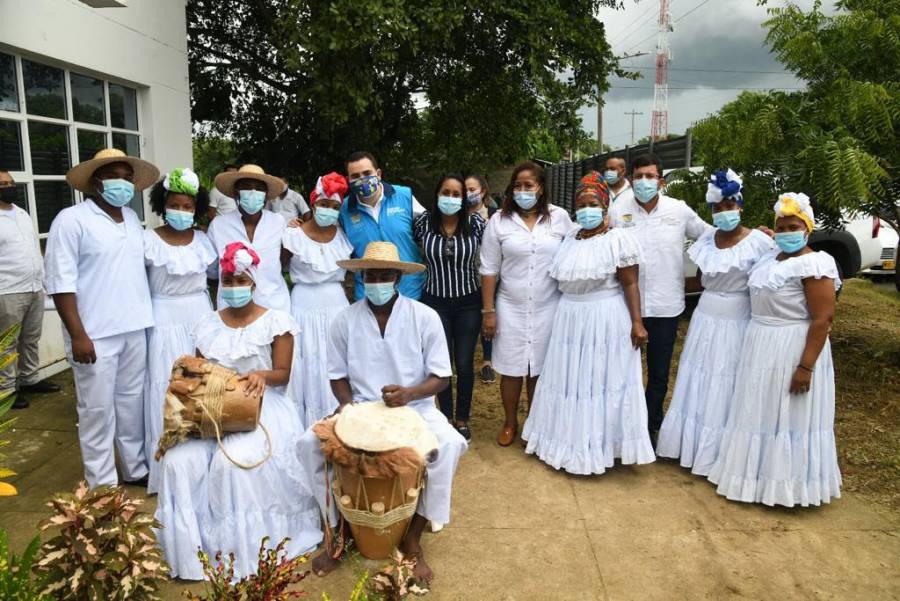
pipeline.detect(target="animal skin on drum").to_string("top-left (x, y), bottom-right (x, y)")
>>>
top-left (155, 354), bottom-right (261, 460)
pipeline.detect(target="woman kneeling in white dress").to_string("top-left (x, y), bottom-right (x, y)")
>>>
top-left (708, 193), bottom-right (842, 507)
top-left (155, 242), bottom-right (321, 580)
top-left (656, 170), bottom-right (774, 475)
top-left (522, 172), bottom-right (655, 474)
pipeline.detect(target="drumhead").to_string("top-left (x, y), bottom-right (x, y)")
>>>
top-left (334, 401), bottom-right (438, 460)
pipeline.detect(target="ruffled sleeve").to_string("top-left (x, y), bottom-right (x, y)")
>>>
top-left (688, 228), bottom-right (775, 275)
top-left (193, 310), bottom-right (299, 363)
top-left (144, 229), bottom-right (218, 276)
top-left (281, 227), bottom-right (352, 274)
top-left (550, 227), bottom-right (643, 282)
top-left (749, 250), bottom-right (842, 292)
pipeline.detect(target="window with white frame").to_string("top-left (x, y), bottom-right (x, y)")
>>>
top-left (0, 51), bottom-right (144, 241)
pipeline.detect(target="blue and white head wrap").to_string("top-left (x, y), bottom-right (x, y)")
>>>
top-left (705, 169), bottom-right (743, 206)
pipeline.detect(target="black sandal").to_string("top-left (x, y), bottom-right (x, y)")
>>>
top-left (456, 424), bottom-right (472, 441)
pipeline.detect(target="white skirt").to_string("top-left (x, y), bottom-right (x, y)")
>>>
top-left (707, 316), bottom-right (842, 507)
top-left (154, 387), bottom-right (322, 580)
top-left (492, 291), bottom-right (559, 378)
top-left (288, 281), bottom-right (349, 429)
top-left (144, 292), bottom-right (213, 494)
top-left (522, 289), bottom-right (655, 474)
top-left (656, 292), bottom-right (750, 475)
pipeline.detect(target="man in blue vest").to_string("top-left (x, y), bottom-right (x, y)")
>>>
top-left (339, 151), bottom-right (426, 300)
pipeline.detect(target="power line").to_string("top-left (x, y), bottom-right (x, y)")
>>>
top-left (607, 2), bottom-right (659, 47)
top-left (622, 0), bottom-right (716, 54)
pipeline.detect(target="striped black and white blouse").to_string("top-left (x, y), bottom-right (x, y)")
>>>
top-left (414, 212), bottom-right (486, 298)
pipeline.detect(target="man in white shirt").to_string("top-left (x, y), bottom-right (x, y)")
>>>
top-left (605, 156), bottom-right (634, 204)
top-left (0, 171), bottom-right (60, 409)
top-left (207, 163), bottom-right (238, 218)
top-left (609, 154), bottom-right (712, 444)
top-left (44, 149), bottom-right (158, 488)
top-left (266, 178), bottom-right (310, 222)
top-left (297, 241), bottom-right (467, 585)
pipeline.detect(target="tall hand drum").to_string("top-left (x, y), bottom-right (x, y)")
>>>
top-left (313, 401), bottom-right (438, 560)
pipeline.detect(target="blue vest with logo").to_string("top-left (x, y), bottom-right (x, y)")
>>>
top-left (339, 182), bottom-right (425, 300)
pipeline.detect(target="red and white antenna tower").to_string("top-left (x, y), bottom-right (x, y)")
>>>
top-left (651, 0), bottom-right (673, 141)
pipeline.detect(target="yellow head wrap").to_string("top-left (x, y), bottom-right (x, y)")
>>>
top-left (774, 192), bottom-right (814, 232)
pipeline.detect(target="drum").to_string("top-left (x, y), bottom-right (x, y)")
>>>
top-left (155, 355), bottom-right (263, 461)
top-left (313, 401), bottom-right (438, 559)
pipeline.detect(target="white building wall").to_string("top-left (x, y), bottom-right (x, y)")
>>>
top-left (0, 0), bottom-right (191, 379)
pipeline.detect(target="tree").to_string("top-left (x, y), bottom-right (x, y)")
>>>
top-left (673, 0), bottom-right (900, 239)
top-left (187, 0), bottom-right (622, 186)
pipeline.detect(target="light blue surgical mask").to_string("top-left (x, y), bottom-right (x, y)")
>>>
top-left (364, 281), bottom-right (396, 306)
top-left (604, 170), bottom-right (619, 185)
top-left (437, 195), bottom-right (462, 215)
top-left (712, 209), bottom-right (741, 232)
top-left (165, 209), bottom-right (194, 231)
top-left (220, 285), bottom-right (253, 308)
top-left (100, 179), bottom-right (134, 208)
top-left (513, 191), bottom-right (538, 211)
top-left (633, 178), bottom-right (659, 204)
top-left (575, 206), bottom-right (604, 230)
top-left (239, 189), bottom-right (265, 214)
top-left (774, 231), bottom-right (807, 254)
top-left (314, 206), bottom-right (340, 227)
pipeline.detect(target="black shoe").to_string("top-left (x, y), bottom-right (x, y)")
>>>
top-left (456, 425), bottom-right (472, 441)
top-left (20, 381), bottom-right (61, 394)
top-left (123, 475), bottom-right (149, 488)
top-left (11, 393), bottom-right (29, 410)
top-left (479, 364), bottom-right (496, 384)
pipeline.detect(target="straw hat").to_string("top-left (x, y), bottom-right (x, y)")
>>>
top-left (337, 241), bottom-right (425, 274)
top-left (66, 148), bottom-right (160, 195)
top-left (334, 401), bottom-right (438, 460)
top-left (214, 164), bottom-right (286, 201)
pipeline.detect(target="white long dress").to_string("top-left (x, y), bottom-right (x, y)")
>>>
top-left (522, 228), bottom-right (655, 474)
top-left (656, 229), bottom-right (775, 475)
top-left (282, 226), bottom-right (352, 428)
top-left (155, 310), bottom-right (322, 580)
top-left (707, 250), bottom-right (842, 507)
top-left (143, 229), bottom-right (217, 494)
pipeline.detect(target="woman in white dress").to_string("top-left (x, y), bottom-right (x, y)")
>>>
top-left (656, 170), bottom-right (775, 475)
top-left (143, 168), bottom-right (217, 493)
top-left (522, 172), bottom-right (654, 473)
top-left (282, 172), bottom-right (353, 428)
top-left (708, 193), bottom-right (842, 507)
top-left (155, 242), bottom-right (321, 579)
top-left (480, 161), bottom-right (574, 446)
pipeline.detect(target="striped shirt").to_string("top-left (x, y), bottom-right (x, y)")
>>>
top-left (414, 211), bottom-right (486, 298)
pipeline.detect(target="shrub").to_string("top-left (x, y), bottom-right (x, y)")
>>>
top-left (0, 528), bottom-right (48, 600)
top-left (0, 323), bottom-right (22, 497)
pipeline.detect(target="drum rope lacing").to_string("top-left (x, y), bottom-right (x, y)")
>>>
top-left (331, 463), bottom-right (425, 532)
top-left (200, 368), bottom-right (272, 470)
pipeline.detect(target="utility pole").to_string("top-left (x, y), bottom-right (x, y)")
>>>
top-left (625, 109), bottom-right (644, 145)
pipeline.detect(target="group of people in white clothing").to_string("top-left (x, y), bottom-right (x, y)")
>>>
top-left (0, 142), bottom-right (842, 587)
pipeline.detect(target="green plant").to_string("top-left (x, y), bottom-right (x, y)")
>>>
top-left (35, 481), bottom-right (169, 600)
top-left (0, 323), bottom-right (22, 496)
top-left (184, 536), bottom-right (310, 601)
top-left (0, 528), bottom-right (48, 600)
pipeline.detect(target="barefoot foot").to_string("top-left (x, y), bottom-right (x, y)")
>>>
top-left (311, 549), bottom-right (341, 577)
top-left (399, 539), bottom-right (434, 585)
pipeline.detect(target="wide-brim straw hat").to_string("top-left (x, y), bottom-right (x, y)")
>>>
top-left (214, 164), bottom-right (286, 201)
top-left (337, 241), bottom-right (425, 274)
top-left (334, 401), bottom-right (438, 460)
top-left (66, 148), bottom-right (160, 195)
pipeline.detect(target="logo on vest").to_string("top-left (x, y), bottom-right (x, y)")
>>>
top-left (350, 214), bottom-right (361, 224)
top-left (386, 206), bottom-right (405, 217)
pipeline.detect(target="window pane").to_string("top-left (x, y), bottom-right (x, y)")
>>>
top-left (70, 73), bottom-right (106, 125)
top-left (29, 121), bottom-right (70, 175)
top-left (22, 60), bottom-right (66, 119)
top-left (0, 119), bottom-right (24, 171)
top-left (77, 129), bottom-right (106, 163)
top-left (111, 132), bottom-right (139, 157)
top-left (0, 53), bottom-right (18, 112)
top-left (35, 180), bottom-right (73, 233)
top-left (109, 84), bottom-right (138, 130)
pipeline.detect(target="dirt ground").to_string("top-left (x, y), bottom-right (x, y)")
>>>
top-left (1, 279), bottom-right (898, 600)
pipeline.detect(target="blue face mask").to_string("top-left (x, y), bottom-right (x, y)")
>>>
top-left (633, 178), bottom-right (659, 204)
top-left (314, 206), bottom-right (340, 227)
top-left (364, 281), bottom-right (396, 306)
top-left (513, 191), bottom-right (538, 211)
top-left (576, 206), bottom-right (604, 230)
top-left (604, 170), bottom-right (619, 185)
top-left (350, 175), bottom-right (380, 200)
top-left (437, 195), bottom-right (462, 215)
top-left (712, 209), bottom-right (741, 232)
top-left (100, 179), bottom-right (134, 208)
top-left (220, 285), bottom-right (253, 308)
top-left (165, 208), bottom-right (194, 231)
top-left (774, 231), bottom-right (808, 254)
top-left (239, 189), bottom-right (265, 214)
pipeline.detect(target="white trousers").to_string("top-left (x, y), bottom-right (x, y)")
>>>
top-left (297, 398), bottom-right (467, 528)
top-left (67, 329), bottom-right (148, 487)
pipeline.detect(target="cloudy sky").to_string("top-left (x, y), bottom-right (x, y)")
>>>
top-left (579, 0), bottom-right (831, 150)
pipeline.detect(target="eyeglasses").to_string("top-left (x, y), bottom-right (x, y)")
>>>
top-left (443, 237), bottom-right (456, 259)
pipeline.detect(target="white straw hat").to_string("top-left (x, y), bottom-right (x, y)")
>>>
top-left (337, 241), bottom-right (425, 274)
top-left (214, 164), bottom-right (286, 201)
top-left (66, 148), bottom-right (160, 194)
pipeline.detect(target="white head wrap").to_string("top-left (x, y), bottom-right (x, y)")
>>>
top-left (162, 167), bottom-right (200, 196)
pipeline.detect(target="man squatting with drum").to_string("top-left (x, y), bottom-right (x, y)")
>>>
top-left (297, 241), bottom-right (468, 583)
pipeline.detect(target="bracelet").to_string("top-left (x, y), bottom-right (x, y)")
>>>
top-left (481, 308), bottom-right (496, 314)
top-left (797, 364), bottom-right (813, 373)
